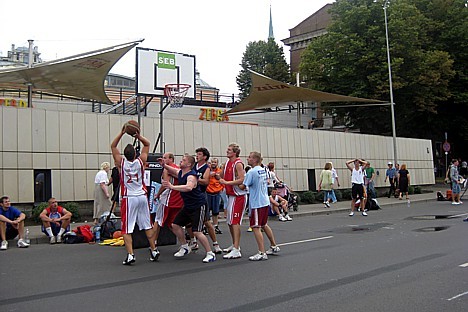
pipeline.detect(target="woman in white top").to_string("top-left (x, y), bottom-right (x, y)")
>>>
top-left (93, 162), bottom-right (112, 224)
top-left (266, 162), bottom-right (281, 195)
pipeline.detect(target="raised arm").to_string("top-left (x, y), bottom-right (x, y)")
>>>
top-left (111, 128), bottom-right (125, 167)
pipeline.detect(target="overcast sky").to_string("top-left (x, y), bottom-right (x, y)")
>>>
top-left (1, 0), bottom-right (334, 95)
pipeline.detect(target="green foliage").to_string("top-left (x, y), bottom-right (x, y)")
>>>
top-left (62, 202), bottom-right (81, 222)
top-left (236, 38), bottom-right (290, 99)
top-left (31, 201), bottom-right (81, 223)
top-left (32, 202), bottom-right (49, 223)
top-left (341, 189), bottom-right (352, 201)
top-left (299, 0), bottom-right (468, 156)
top-left (300, 191), bottom-right (316, 204)
top-left (413, 185), bottom-right (422, 194)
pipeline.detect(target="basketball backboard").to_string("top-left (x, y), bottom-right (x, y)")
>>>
top-left (136, 47), bottom-right (196, 99)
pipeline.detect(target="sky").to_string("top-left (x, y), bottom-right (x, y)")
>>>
top-left (1, 0), bottom-right (334, 95)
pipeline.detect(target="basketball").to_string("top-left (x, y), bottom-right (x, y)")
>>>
top-left (124, 120), bottom-right (140, 136)
top-left (113, 230), bottom-right (122, 239)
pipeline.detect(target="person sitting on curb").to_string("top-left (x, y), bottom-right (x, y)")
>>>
top-left (269, 188), bottom-right (292, 221)
top-left (0, 195), bottom-right (30, 250)
top-left (40, 197), bottom-right (73, 244)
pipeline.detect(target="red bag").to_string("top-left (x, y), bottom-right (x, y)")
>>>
top-left (73, 225), bottom-right (94, 243)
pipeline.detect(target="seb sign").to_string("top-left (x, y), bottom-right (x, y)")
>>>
top-left (0, 98), bottom-right (28, 107)
top-left (199, 108), bottom-right (229, 122)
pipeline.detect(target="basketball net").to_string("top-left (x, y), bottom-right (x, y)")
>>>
top-left (164, 83), bottom-right (191, 108)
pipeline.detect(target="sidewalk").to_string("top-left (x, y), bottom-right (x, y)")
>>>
top-left (24, 184), bottom-right (447, 245)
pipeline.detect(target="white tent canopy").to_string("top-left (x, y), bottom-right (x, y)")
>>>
top-left (0, 40), bottom-right (142, 104)
top-left (226, 70), bottom-right (383, 114)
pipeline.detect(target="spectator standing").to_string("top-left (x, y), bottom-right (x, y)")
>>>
top-left (450, 159), bottom-right (463, 205)
top-left (0, 196), bottom-right (30, 250)
top-left (93, 162), bottom-right (112, 224)
top-left (329, 162), bottom-right (340, 203)
top-left (398, 164), bottom-right (410, 200)
top-left (318, 162), bottom-right (333, 208)
top-left (385, 162), bottom-right (397, 198)
top-left (364, 162), bottom-right (377, 199)
top-left (40, 197), bottom-right (72, 244)
top-left (108, 162), bottom-right (120, 205)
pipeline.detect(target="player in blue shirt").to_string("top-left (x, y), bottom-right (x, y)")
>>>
top-left (241, 151), bottom-right (280, 261)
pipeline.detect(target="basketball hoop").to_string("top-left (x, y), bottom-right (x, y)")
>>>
top-left (164, 83), bottom-right (191, 108)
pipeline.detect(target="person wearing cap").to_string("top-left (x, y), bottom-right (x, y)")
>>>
top-left (385, 162), bottom-right (397, 198)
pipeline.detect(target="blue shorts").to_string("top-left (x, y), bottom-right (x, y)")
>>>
top-left (452, 183), bottom-right (461, 194)
top-left (206, 193), bottom-right (221, 216)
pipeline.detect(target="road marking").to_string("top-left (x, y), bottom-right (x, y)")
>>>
top-left (447, 213), bottom-right (468, 218)
top-left (447, 290), bottom-right (468, 301)
top-left (277, 236), bottom-right (333, 247)
top-left (459, 262), bottom-right (468, 268)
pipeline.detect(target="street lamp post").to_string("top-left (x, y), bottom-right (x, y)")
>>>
top-left (383, 0), bottom-right (398, 166)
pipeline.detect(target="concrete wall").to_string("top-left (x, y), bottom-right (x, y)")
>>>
top-left (0, 105), bottom-right (434, 204)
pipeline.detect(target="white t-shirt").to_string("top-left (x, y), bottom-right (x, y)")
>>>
top-left (331, 168), bottom-right (338, 184)
top-left (351, 167), bottom-right (365, 184)
top-left (94, 170), bottom-right (109, 184)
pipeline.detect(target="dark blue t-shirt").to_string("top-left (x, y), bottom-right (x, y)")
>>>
top-left (193, 163), bottom-right (209, 193)
top-left (178, 169), bottom-right (207, 209)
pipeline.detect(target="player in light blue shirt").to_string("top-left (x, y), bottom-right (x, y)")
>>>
top-left (241, 152), bottom-right (281, 261)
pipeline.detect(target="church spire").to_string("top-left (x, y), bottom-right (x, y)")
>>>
top-left (268, 4), bottom-right (274, 40)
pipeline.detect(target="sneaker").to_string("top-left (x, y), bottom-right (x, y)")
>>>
top-left (349, 211), bottom-right (354, 217)
top-left (223, 245), bottom-right (234, 253)
top-left (150, 248), bottom-right (160, 262)
top-left (202, 251), bottom-right (216, 263)
top-left (56, 235), bottom-right (62, 243)
top-left (451, 202), bottom-right (460, 205)
top-left (247, 227), bottom-right (253, 232)
top-left (332, 200), bottom-right (338, 204)
top-left (362, 211), bottom-right (368, 216)
top-left (285, 215), bottom-right (292, 221)
top-left (123, 253), bottom-right (135, 265)
top-left (202, 227), bottom-right (209, 235)
top-left (214, 226), bottom-right (223, 234)
top-left (17, 239), bottom-right (30, 248)
top-left (266, 245), bottom-right (281, 255)
top-left (189, 241), bottom-right (199, 250)
top-left (213, 244), bottom-right (223, 254)
top-left (223, 248), bottom-right (242, 259)
top-left (278, 215), bottom-right (287, 222)
top-left (50, 236), bottom-right (57, 244)
top-left (324, 202), bottom-right (330, 208)
top-left (174, 245), bottom-right (191, 258)
top-left (249, 252), bottom-right (268, 261)
top-left (1, 240), bottom-right (8, 250)
top-left (459, 201), bottom-right (463, 204)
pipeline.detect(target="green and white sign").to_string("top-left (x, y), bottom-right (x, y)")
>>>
top-left (157, 52), bottom-right (176, 69)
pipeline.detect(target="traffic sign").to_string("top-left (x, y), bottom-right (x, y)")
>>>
top-left (443, 142), bottom-right (451, 152)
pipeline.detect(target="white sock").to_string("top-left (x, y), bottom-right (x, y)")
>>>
top-left (45, 227), bottom-right (53, 237)
top-left (58, 228), bottom-right (65, 236)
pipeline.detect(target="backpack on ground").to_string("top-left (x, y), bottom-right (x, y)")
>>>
top-left (100, 218), bottom-right (121, 239)
top-left (437, 191), bottom-right (446, 201)
top-left (73, 225), bottom-right (93, 243)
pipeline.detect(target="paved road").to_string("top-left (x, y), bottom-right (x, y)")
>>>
top-left (1, 194), bottom-right (467, 312)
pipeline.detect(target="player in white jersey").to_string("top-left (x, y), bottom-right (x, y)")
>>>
top-left (111, 127), bottom-right (158, 265)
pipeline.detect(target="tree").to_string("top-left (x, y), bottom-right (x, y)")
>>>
top-left (236, 38), bottom-right (290, 99)
top-left (299, 0), bottom-right (467, 156)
